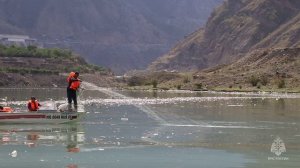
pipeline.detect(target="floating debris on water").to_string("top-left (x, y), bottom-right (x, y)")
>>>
top-left (227, 104), bottom-right (244, 107)
top-left (6, 95), bottom-right (300, 107)
top-left (10, 150), bottom-right (17, 158)
top-left (121, 118), bottom-right (129, 121)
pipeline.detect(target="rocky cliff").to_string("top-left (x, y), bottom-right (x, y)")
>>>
top-left (149, 0), bottom-right (300, 71)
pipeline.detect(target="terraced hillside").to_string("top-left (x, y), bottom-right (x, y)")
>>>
top-left (0, 45), bottom-right (112, 87)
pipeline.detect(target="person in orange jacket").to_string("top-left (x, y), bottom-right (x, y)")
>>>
top-left (67, 72), bottom-right (81, 108)
top-left (27, 97), bottom-right (41, 112)
top-left (67, 143), bottom-right (80, 153)
top-left (0, 106), bottom-right (13, 113)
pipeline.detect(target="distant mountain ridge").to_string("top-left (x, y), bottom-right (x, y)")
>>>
top-left (0, 0), bottom-right (222, 73)
top-left (149, 0), bottom-right (300, 71)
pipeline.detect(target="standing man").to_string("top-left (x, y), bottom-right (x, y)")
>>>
top-left (67, 72), bottom-right (81, 109)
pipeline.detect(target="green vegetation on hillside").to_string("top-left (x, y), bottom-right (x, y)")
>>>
top-left (125, 71), bottom-right (183, 90)
top-left (0, 67), bottom-right (59, 75)
top-left (0, 45), bottom-right (107, 74)
top-left (0, 45), bottom-right (71, 59)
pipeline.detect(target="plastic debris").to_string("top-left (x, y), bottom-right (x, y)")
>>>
top-left (10, 150), bottom-right (17, 158)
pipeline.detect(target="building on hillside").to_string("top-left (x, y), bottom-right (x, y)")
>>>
top-left (0, 34), bottom-right (38, 47)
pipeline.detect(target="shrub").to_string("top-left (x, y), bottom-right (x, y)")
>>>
top-left (0, 44), bottom-right (6, 50)
top-left (256, 83), bottom-right (261, 89)
top-left (152, 80), bottom-right (158, 88)
top-left (195, 83), bottom-right (202, 89)
top-left (183, 76), bottom-right (190, 83)
top-left (277, 79), bottom-right (285, 88)
top-left (249, 75), bottom-right (260, 86)
top-left (177, 85), bottom-right (182, 90)
top-left (260, 75), bottom-right (269, 86)
top-left (27, 45), bottom-right (37, 51)
top-left (88, 64), bottom-right (105, 72)
top-left (127, 76), bottom-right (145, 86)
top-left (161, 87), bottom-right (169, 91)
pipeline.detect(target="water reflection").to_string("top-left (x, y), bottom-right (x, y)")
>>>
top-left (0, 124), bottom-right (84, 150)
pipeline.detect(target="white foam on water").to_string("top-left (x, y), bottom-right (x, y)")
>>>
top-left (121, 118), bottom-right (129, 121)
top-left (257, 121), bottom-right (297, 125)
top-left (161, 123), bottom-right (271, 129)
top-left (81, 96), bottom-right (264, 106)
top-left (80, 144), bottom-right (148, 152)
top-left (227, 104), bottom-right (244, 107)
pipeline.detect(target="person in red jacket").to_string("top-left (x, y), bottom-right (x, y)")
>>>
top-left (0, 106), bottom-right (13, 113)
top-left (27, 97), bottom-right (41, 112)
top-left (67, 72), bottom-right (81, 109)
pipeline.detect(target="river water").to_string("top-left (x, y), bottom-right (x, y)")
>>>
top-left (0, 83), bottom-right (299, 168)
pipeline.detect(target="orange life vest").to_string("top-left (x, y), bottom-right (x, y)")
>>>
top-left (67, 147), bottom-right (80, 153)
top-left (0, 107), bottom-right (13, 113)
top-left (70, 79), bottom-right (81, 90)
top-left (67, 72), bottom-right (75, 83)
top-left (28, 100), bottom-right (40, 111)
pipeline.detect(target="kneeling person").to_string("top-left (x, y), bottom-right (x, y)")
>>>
top-left (28, 97), bottom-right (41, 112)
top-left (0, 106), bottom-right (13, 113)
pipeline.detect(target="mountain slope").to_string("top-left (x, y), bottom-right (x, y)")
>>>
top-left (149, 0), bottom-right (300, 71)
top-left (190, 47), bottom-right (300, 91)
top-left (0, 0), bottom-right (222, 73)
top-left (254, 13), bottom-right (300, 49)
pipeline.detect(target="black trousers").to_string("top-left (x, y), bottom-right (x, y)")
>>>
top-left (67, 88), bottom-right (77, 106)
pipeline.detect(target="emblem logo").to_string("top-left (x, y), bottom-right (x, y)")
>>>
top-left (270, 137), bottom-right (286, 156)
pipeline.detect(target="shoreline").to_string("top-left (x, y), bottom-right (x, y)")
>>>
top-left (121, 84), bottom-right (300, 94)
top-left (0, 83), bottom-right (299, 94)
top-left (120, 87), bottom-right (300, 94)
